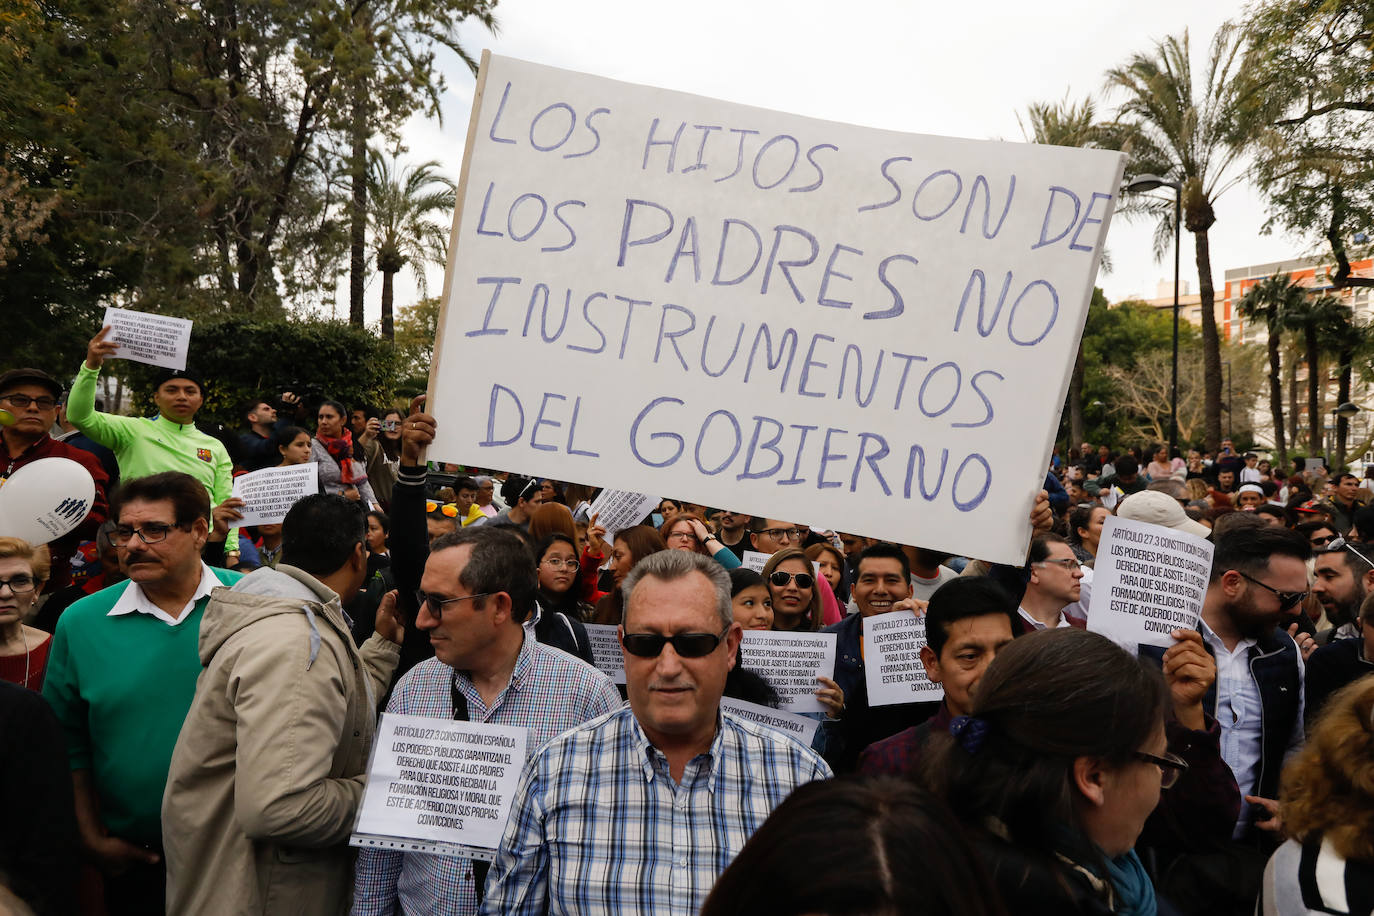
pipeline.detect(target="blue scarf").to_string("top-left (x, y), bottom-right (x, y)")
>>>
top-left (1096, 848), bottom-right (1156, 916)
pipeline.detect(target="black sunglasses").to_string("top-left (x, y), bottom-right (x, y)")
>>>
top-left (621, 627), bottom-right (729, 658)
top-left (769, 570), bottom-right (814, 589)
top-left (1237, 571), bottom-right (1308, 612)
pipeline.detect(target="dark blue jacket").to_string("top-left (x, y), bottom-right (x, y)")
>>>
top-left (1140, 625), bottom-right (1301, 828)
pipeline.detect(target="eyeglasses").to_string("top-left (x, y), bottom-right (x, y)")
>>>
top-left (769, 570), bottom-right (814, 590)
top-left (1236, 571), bottom-right (1309, 612)
top-left (426, 501), bottom-right (460, 518)
top-left (760, 527), bottom-right (802, 541)
top-left (1133, 749), bottom-right (1189, 789)
top-left (541, 557), bottom-right (578, 569)
top-left (415, 590), bottom-right (493, 617)
top-left (667, 531), bottom-right (698, 542)
top-left (0, 575), bottom-right (36, 594)
top-left (621, 627), bottom-right (730, 658)
top-left (0, 393), bottom-right (57, 410)
top-left (1033, 558), bottom-right (1081, 571)
top-left (113, 522), bottom-right (187, 545)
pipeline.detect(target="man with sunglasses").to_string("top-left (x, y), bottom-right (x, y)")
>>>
top-left (0, 368), bottom-right (110, 589)
top-left (354, 525), bottom-right (620, 916)
top-left (482, 550), bottom-right (830, 916)
top-left (1310, 540), bottom-right (1374, 646)
top-left (42, 472), bottom-right (243, 914)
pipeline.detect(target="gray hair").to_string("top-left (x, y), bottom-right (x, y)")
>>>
top-left (621, 549), bottom-right (732, 629)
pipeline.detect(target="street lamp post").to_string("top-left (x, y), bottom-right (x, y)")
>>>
top-left (1124, 174), bottom-right (1184, 459)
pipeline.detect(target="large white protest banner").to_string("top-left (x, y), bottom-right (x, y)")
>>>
top-left (720, 697), bottom-right (820, 747)
top-left (1088, 516), bottom-right (1213, 651)
top-left (101, 307), bottom-right (193, 371)
top-left (351, 713), bottom-right (528, 861)
top-left (426, 53), bottom-right (1124, 564)
top-left (864, 610), bottom-right (943, 707)
top-left (231, 463), bottom-right (320, 527)
top-left (740, 629), bottom-right (836, 714)
top-left (583, 623), bottom-right (626, 684)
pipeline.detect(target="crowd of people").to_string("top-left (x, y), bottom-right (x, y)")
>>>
top-left (2, 332), bottom-right (1373, 916)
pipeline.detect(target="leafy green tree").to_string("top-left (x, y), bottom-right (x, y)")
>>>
top-left (1236, 273), bottom-right (1304, 466)
top-left (1283, 291), bottom-right (1345, 453)
top-left (366, 154), bottom-right (455, 339)
top-left (393, 296), bottom-right (441, 395)
top-left (1107, 25), bottom-right (1254, 451)
top-left (1241, 0), bottom-right (1374, 288)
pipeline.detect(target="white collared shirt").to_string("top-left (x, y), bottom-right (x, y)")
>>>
top-left (106, 562), bottom-right (220, 627)
top-left (1017, 607), bottom-right (1074, 630)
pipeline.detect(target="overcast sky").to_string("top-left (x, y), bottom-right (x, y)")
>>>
top-left (357, 0), bottom-right (1311, 324)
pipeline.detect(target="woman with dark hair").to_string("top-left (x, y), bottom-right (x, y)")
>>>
top-left (369, 408), bottom-right (404, 508)
top-left (1069, 504), bottom-right (1111, 565)
top-left (659, 512), bottom-right (741, 569)
top-left (1259, 677), bottom-right (1374, 915)
top-left (535, 533), bottom-right (594, 623)
top-left (364, 510), bottom-right (391, 583)
top-left (763, 547), bottom-right (822, 631)
top-left (700, 776), bottom-right (1005, 916)
top-left (805, 542), bottom-right (848, 603)
top-left (590, 525), bottom-right (666, 624)
top-left (275, 426), bottom-right (313, 467)
top-left (309, 399), bottom-right (377, 506)
top-left (537, 478), bottom-right (566, 506)
top-left (933, 627), bottom-right (1177, 915)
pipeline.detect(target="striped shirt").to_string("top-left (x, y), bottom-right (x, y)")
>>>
top-left (479, 705), bottom-right (832, 916)
top-left (352, 634), bottom-right (623, 916)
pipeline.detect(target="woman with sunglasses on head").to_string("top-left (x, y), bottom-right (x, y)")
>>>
top-left (659, 512), bottom-right (742, 569)
top-left (0, 537), bottom-right (51, 690)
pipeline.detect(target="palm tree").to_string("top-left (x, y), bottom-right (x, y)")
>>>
top-left (1107, 25), bottom-right (1253, 452)
top-left (1319, 302), bottom-right (1366, 468)
top-left (1284, 290), bottom-right (1344, 454)
top-left (1236, 274), bottom-right (1303, 468)
top-left (366, 154), bottom-right (456, 340)
top-left (1019, 96), bottom-right (1130, 450)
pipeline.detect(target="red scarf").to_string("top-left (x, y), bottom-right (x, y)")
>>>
top-left (317, 430), bottom-right (365, 485)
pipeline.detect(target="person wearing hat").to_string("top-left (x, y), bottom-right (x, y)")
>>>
top-left (1236, 483), bottom-right (1267, 510)
top-left (0, 368), bottom-right (110, 589)
top-left (1115, 489), bottom-right (1213, 540)
top-left (69, 326), bottom-right (237, 559)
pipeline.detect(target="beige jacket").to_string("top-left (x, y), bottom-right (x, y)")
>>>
top-left (162, 564), bottom-right (399, 915)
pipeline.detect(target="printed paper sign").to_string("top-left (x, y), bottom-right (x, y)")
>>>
top-left (721, 697), bottom-right (820, 747)
top-left (741, 550), bottom-right (770, 574)
top-left (101, 307), bottom-right (193, 371)
top-left (740, 629), bottom-right (837, 714)
top-left (351, 713), bottom-right (528, 861)
top-left (583, 623), bottom-right (626, 684)
top-left (587, 488), bottom-right (659, 547)
top-left (426, 53), bottom-right (1124, 565)
top-left (864, 610), bottom-right (943, 706)
top-left (231, 463), bottom-right (319, 527)
top-left (1088, 516), bottom-right (1213, 650)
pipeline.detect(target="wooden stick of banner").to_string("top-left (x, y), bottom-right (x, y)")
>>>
top-left (425, 49), bottom-right (493, 428)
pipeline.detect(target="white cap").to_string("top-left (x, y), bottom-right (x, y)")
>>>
top-left (1237, 484), bottom-right (1264, 496)
top-left (1116, 490), bottom-right (1211, 539)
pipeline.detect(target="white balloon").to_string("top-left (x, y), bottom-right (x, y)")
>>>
top-left (0, 457), bottom-right (97, 545)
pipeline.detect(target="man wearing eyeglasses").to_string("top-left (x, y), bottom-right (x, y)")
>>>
top-left (1196, 525), bottom-right (1311, 843)
top-left (41, 472), bottom-right (243, 914)
top-left (0, 368), bottom-right (110, 589)
top-left (354, 525), bottom-right (620, 916)
top-left (482, 550), bottom-right (830, 916)
top-left (1018, 534), bottom-right (1088, 633)
top-left (746, 517), bottom-right (802, 555)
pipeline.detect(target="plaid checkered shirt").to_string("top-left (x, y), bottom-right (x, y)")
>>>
top-left (352, 634), bottom-right (623, 916)
top-left (478, 704), bottom-right (832, 916)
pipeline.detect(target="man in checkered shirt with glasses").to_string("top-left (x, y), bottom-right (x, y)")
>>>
top-left (480, 549), bottom-right (831, 916)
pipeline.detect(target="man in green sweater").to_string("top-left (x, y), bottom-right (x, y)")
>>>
top-left (43, 471), bottom-right (243, 914)
top-left (69, 324), bottom-right (238, 559)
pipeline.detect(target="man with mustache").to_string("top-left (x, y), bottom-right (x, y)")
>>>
top-left (42, 472), bottom-right (243, 914)
top-left (1309, 541), bottom-right (1372, 645)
